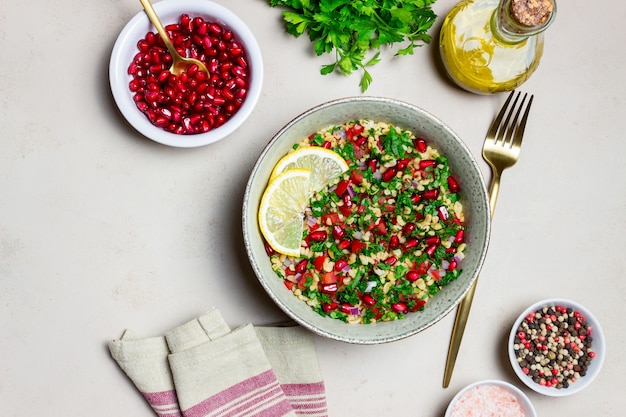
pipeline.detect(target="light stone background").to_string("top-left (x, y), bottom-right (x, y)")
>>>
top-left (1, 0), bottom-right (624, 415)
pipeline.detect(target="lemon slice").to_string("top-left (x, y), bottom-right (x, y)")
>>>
top-left (270, 146), bottom-right (349, 192)
top-left (259, 169), bottom-right (312, 257)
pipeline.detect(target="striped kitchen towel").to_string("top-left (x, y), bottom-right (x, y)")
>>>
top-left (109, 308), bottom-right (328, 417)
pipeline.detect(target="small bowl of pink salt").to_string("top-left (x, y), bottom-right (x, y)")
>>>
top-left (445, 380), bottom-right (536, 417)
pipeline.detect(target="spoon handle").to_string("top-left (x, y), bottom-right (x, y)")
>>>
top-left (138, 0), bottom-right (180, 59)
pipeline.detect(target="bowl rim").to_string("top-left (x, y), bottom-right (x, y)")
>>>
top-left (444, 379), bottom-right (537, 417)
top-left (507, 297), bottom-right (606, 396)
top-left (242, 95), bottom-right (491, 344)
top-left (109, 0), bottom-right (263, 147)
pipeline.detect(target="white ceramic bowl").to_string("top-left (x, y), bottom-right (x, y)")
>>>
top-left (109, 0), bottom-right (263, 147)
top-left (445, 380), bottom-right (536, 417)
top-left (508, 298), bottom-right (605, 396)
top-left (242, 97), bottom-right (491, 344)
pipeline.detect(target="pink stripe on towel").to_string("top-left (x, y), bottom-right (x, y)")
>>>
top-left (183, 369), bottom-right (295, 417)
top-left (282, 382), bottom-right (328, 417)
top-left (142, 390), bottom-right (182, 417)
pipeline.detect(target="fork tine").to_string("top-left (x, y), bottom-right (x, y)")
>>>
top-left (498, 92), bottom-right (522, 145)
top-left (486, 90), bottom-right (516, 141)
top-left (511, 94), bottom-right (534, 149)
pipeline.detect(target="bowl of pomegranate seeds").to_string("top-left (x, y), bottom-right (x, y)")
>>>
top-left (110, 0), bottom-right (263, 147)
top-left (508, 298), bottom-right (606, 396)
top-left (243, 96), bottom-right (491, 344)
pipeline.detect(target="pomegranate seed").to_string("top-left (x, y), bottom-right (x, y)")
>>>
top-left (338, 239), bottom-right (351, 250)
top-left (389, 235), bottom-right (400, 249)
top-left (447, 176), bottom-right (460, 192)
top-left (423, 189), bottom-right (439, 200)
top-left (385, 256), bottom-right (397, 265)
top-left (403, 222), bottom-right (416, 236)
top-left (362, 294), bottom-right (376, 306)
top-left (321, 283), bottom-right (338, 294)
top-left (454, 229), bottom-right (465, 243)
top-left (425, 245), bottom-right (438, 257)
top-left (392, 302), bottom-right (408, 314)
top-left (323, 302), bottom-right (338, 313)
top-left (334, 259), bottom-right (348, 272)
top-left (403, 237), bottom-right (419, 250)
top-left (332, 225), bottom-right (345, 240)
top-left (419, 159), bottom-right (436, 170)
top-left (414, 137), bottom-right (428, 153)
top-left (396, 158), bottom-right (411, 170)
top-left (406, 270), bottom-right (420, 282)
top-left (295, 259), bottom-right (308, 273)
top-left (308, 230), bottom-right (328, 242)
top-left (425, 236), bottom-right (441, 246)
top-left (382, 167), bottom-right (397, 182)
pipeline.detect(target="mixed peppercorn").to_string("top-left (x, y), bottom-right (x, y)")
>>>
top-left (513, 305), bottom-right (596, 389)
top-left (265, 120), bottom-right (467, 324)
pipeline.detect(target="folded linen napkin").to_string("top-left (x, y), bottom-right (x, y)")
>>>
top-left (108, 308), bottom-right (328, 417)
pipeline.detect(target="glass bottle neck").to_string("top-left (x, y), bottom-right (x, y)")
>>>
top-left (491, 0), bottom-right (557, 44)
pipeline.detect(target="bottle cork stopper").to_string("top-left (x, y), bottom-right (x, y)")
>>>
top-left (510, 0), bottom-right (553, 27)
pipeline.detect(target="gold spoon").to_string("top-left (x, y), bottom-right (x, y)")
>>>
top-left (138, 0), bottom-right (209, 76)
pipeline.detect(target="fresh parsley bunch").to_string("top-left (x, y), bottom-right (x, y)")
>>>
top-left (269, 0), bottom-right (438, 92)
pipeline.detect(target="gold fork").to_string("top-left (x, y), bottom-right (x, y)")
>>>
top-left (443, 91), bottom-right (534, 388)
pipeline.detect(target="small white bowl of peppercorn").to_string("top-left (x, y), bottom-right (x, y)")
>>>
top-left (508, 298), bottom-right (606, 396)
top-left (109, 0), bottom-right (263, 147)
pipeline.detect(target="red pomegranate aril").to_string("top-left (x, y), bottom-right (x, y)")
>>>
top-left (323, 302), bottom-right (338, 313)
top-left (406, 270), bottom-right (420, 282)
top-left (396, 158), bottom-right (411, 170)
top-left (334, 259), bottom-right (348, 272)
top-left (382, 167), bottom-right (397, 182)
top-left (454, 229), bottom-right (465, 243)
top-left (309, 230), bottom-right (328, 242)
top-left (419, 159), bottom-right (437, 170)
top-left (403, 222), bottom-right (416, 236)
top-left (389, 235), bottom-right (400, 249)
top-left (403, 237), bottom-right (419, 250)
top-left (392, 302), bottom-right (408, 314)
top-left (448, 260), bottom-right (458, 271)
top-left (321, 283), bottom-right (338, 294)
top-left (236, 56), bottom-right (248, 68)
top-left (362, 294), bottom-right (376, 306)
top-left (425, 236), bottom-right (441, 246)
top-left (447, 176), bottom-right (460, 192)
top-left (414, 137), bottom-right (428, 153)
top-left (332, 225), bottom-right (345, 240)
top-left (437, 206), bottom-right (449, 221)
top-left (295, 259), bottom-right (308, 273)
top-left (425, 244), bottom-right (438, 257)
top-left (208, 22), bottom-right (223, 35)
top-left (423, 189), bottom-right (439, 200)
top-left (338, 239), bottom-right (351, 250)
top-left (385, 256), bottom-right (397, 265)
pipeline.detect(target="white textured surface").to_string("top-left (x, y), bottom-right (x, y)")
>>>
top-left (1, 0), bottom-right (624, 415)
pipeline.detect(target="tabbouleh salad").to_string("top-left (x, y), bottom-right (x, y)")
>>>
top-left (266, 120), bottom-right (467, 324)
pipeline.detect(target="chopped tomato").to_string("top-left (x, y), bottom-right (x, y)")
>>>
top-left (321, 271), bottom-right (338, 284)
top-left (321, 213), bottom-right (341, 226)
top-left (351, 240), bottom-right (367, 253)
top-left (350, 170), bottom-right (364, 185)
top-left (334, 180), bottom-right (350, 197)
top-left (313, 255), bottom-right (326, 271)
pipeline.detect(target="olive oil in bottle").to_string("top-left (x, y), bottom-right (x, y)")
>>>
top-left (439, 0), bottom-right (556, 94)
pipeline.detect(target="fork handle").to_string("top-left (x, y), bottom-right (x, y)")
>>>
top-left (442, 170), bottom-right (501, 387)
top-left (487, 169), bottom-right (501, 218)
